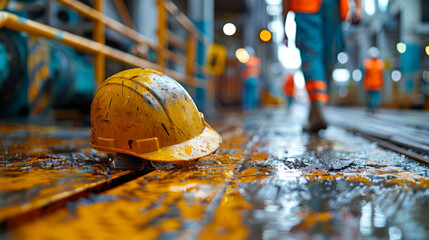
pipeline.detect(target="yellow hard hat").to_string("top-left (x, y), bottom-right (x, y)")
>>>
top-left (90, 68), bottom-right (221, 162)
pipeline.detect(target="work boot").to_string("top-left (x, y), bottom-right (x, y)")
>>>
top-left (303, 100), bottom-right (328, 132)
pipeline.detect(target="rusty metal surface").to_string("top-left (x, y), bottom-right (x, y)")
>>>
top-left (4, 107), bottom-right (429, 239)
top-left (0, 124), bottom-right (145, 229)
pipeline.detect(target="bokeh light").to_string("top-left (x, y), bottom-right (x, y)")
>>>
top-left (268, 19), bottom-right (284, 43)
top-left (265, 0), bottom-right (281, 5)
top-left (396, 42), bottom-right (406, 54)
top-left (364, 0), bottom-right (376, 15)
top-left (333, 68), bottom-right (350, 82)
top-left (337, 52), bottom-right (349, 64)
top-left (293, 71), bottom-right (305, 89)
top-left (278, 44), bottom-right (301, 69)
top-left (391, 70), bottom-right (402, 82)
top-left (266, 5), bottom-right (282, 15)
top-left (259, 30), bottom-right (272, 42)
top-left (352, 69), bottom-right (363, 81)
top-left (368, 46), bottom-right (380, 58)
top-left (425, 46), bottom-right (429, 56)
top-left (235, 48), bottom-right (250, 63)
top-left (223, 23), bottom-right (236, 36)
top-left (378, 0), bottom-right (389, 12)
top-left (285, 12), bottom-right (296, 43)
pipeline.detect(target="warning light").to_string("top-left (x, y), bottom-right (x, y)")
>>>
top-left (425, 46), bottom-right (429, 56)
top-left (259, 30), bottom-right (272, 42)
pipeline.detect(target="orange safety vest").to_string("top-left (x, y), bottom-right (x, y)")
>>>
top-left (242, 56), bottom-right (261, 79)
top-left (283, 74), bottom-right (295, 96)
top-left (288, 0), bottom-right (350, 20)
top-left (363, 58), bottom-right (384, 90)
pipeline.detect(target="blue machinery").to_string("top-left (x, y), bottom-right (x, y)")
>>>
top-left (0, 29), bottom-right (95, 117)
top-left (0, 1), bottom-right (95, 118)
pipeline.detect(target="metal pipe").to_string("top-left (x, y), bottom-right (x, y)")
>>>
top-left (162, 0), bottom-right (195, 33)
top-left (55, 0), bottom-right (204, 87)
top-left (0, 1), bottom-right (210, 88)
top-left (0, 12), bottom-right (161, 75)
top-left (167, 30), bottom-right (187, 50)
top-left (0, 12), bottom-right (205, 88)
top-left (54, 0), bottom-right (157, 50)
top-left (162, 0), bottom-right (212, 46)
top-left (112, 0), bottom-right (135, 29)
top-left (93, 0), bottom-right (105, 85)
top-left (163, 49), bottom-right (187, 64)
top-left (157, 0), bottom-right (167, 70)
top-left (186, 33), bottom-right (196, 95)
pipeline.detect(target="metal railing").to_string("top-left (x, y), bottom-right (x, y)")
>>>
top-left (0, 0), bottom-right (211, 95)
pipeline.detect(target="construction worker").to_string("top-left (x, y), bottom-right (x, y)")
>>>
top-left (282, 0), bottom-right (362, 132)
top-left (363, 47), bottom-right (384, 113)
top-left (283, 73), bottom-right (295, 107)
top-left (242, 47), bottom-right (261, 111)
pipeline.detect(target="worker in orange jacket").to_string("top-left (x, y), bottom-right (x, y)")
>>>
top-left (242, 48), bottom-right (261, 111)
top-left (283, 74), bottom-right (295, 107)
top-left (283, 0), bottom-right (362, 131)
top-left (363, 48), bottom-right (384, 113)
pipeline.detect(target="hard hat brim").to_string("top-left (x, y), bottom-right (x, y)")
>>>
top-left (91, 122), bottom-right (222, 162)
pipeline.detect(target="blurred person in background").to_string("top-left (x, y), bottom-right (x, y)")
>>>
top-left (282, 0), bottom-right (362, 132)
top-left (242, 47), bottom-right (261, 111)
top-left (283, 73), bottom-right (295, 107)
top-left (363, 47), bottom-right (384, 113)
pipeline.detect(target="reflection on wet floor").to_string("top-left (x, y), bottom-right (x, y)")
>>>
top-left (0, 124), bottom-right (151, 230)
top-left (2, 106), bottom-right (429, 239)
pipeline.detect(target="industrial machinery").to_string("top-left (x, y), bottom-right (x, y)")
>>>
top-left (0, 0), bottom-right (130, 118)
top-left (0, 1), bottom-right (92, 118)
top-left (0, 0), bottom-right (212, 119)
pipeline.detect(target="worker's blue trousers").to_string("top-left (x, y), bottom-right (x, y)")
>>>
top-left (294, 0), bottom-right (344, 93)
top-left (367, 90), bottom-right (381, 111)
top-left (243, 77), bottom-right (259, 110)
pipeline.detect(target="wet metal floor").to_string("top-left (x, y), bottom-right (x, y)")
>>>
top-left (2, 106), bottom-right (429, 239)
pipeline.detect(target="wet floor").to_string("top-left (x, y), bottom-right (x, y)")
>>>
top-left (2, 106), bottom-right (429, 239)
top-left (0, 124), bottom-right (148, 229)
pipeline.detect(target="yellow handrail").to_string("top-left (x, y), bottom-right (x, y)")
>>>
top-left (93, 0), bottom-right (105, 85)
top-left (0, 11), bottom-right (198, 83)
top-left (0, 0), bottom-right (210, 94)
top-left (157, 0), bottom-right (167, 70)
top-left (54, 0), bottom-right (157, 49)
top-left (156, 0), bottom-right (213, 96)
top-left (56, 0), bottom-right (211, 92)
top-left (166, 30), bottom-right (187, 49)
top-left (161, 0), bottom-right (212, 47)
top-left (112, 0), bottom-right (135, 29)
